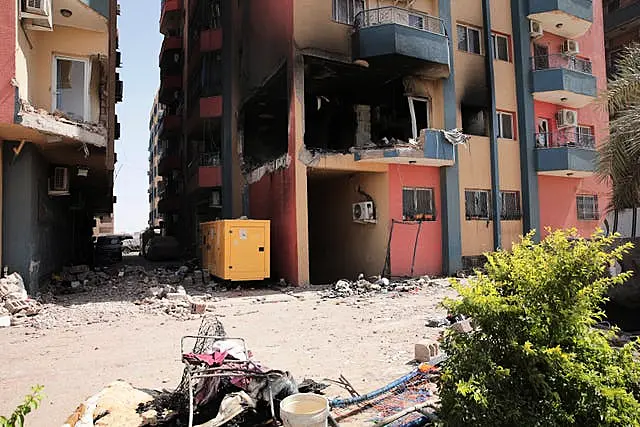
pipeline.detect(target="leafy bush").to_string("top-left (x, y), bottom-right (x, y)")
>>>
top-left (0, 385), bottom-right (44, 427)
top-left (438, 230), bottom-right (640, 426)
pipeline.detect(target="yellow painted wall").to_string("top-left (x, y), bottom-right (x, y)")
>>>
top-left (17, 25), bottom-right (107, 122)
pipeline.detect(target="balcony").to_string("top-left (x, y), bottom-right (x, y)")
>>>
top-left (187, 153), bottom-right (222, 192)
top-left (353, 129), bottom-right (455, 167)
top-left (528, 0), bottom-right (593, 38)
top-left (158, 151), bottom-right (181, 175)
top-left (605, 1), bottom-right (640, 32)
top-left (160, 36), bottom-right (183, 65)
top-left (158, 182), bottom-right (181, 213)
top-left (159, 75), bottom-right (182, 105)
top-left (160, 0), bottom-right (183, 35)
top-left (158, 114), bottom-right (182, 139)
top-left (531, 54), bottom-right (596, 108)
top-left (352, 7), bottom-right (450, 79)
top-left (535, 128), bottom-right (596, 177)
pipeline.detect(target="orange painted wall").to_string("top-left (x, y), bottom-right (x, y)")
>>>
top-left (388, 164), bottom-right (442, 277)
top-left (535, 0), bottom-right (609, 236)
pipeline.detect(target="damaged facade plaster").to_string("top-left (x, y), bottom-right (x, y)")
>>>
top-left (244, 154), bottom-right (292, 185)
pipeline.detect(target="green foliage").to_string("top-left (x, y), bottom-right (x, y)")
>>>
top-left (0, 386), bottom-right (44, 427)
top-left (438, 230), bottom-right (640, 426)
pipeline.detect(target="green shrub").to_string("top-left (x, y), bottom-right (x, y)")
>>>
top-left (0, 386), bottom-right (44, 427)
top-left (438, 229), bottom-right (640, 426)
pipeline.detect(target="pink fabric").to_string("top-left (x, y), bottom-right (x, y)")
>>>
top-left (183, 351), bottom-right (228, 366)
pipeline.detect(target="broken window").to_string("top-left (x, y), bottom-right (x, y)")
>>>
top-left (577, 195), bottom-right (599, 220)
top-left (491, 33), bottom-right (510, 62)
top-left (461, 105), bottom-right (488, 136)
top-left (333, 0), bottom-right (364, 24)
top-left (403, 187), bottom-right (435, 221)
top-left (497, 111), bottom-right (514, 139)
top-left (408, 97), bottom-right (430, 140)
top-left (500, 191), bottom-right (521, 220)
top-left (53, 57), bottom-right (90, 121)
top-left (457, 24), bottom-right (482, 54)
top-left (465, 189), bottom-right (490, 220)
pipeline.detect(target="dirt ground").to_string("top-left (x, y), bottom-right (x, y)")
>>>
top-left (0, 265), bottom-right (455, 426)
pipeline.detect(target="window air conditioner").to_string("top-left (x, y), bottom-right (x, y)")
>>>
top-left (49, 167), bottom-right (70, 195)
top-left (353, 201), bottom-right (376, 223)
top-left (529, 20), bottom-right (543, 38)
top-left (562, 40), bottom-right (579, 56)
top-left (556, 109), bottom-right (578, 128)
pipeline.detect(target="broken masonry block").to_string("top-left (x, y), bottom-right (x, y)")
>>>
top-left (415, 339), bottom-right (440, 363)
top-left (450, 318), bottom-right (473, 333)
top-left (191, 302), bottom-right (206, 314)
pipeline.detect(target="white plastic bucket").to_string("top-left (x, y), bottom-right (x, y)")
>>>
top-left (280, 393), bottom-right (329, 427)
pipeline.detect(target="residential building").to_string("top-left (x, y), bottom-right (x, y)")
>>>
top-left (148, 91), bottom-right (163, 227)
top-left (0, 0), bottom-right (121, 292)
top-left (159, 0), bottom-right (608, 285)
top-left (603, 0), bottom-right (640, 77)
top-left (93, 213), bottom-right (115, 235)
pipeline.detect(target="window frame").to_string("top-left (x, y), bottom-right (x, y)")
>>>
top-left (491, 33), bottom-right (511, 62)
top-left (577, 195), bottom-right (599, 220)
top-left (51, 56), bottom-right (91, 121)
top-left (332, 0), bottom-right (365, 25)
top-left (407, 96), bottom-right (431, 141)
top-left (457, 24), bottom-right (482, 55)
top-left (500, 191), bottom-right (521, 221)
top-left (465, 189), bottom-right (491, 220)
top-left (402, 187), bottom-right (436, 221)
top-left (497, 111), bottom-right (515, 140)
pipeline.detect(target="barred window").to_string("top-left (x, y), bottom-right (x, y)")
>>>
top-left (500, 191), bottom-right (521, 220)
top-left (465, 190), bottom-right (490, 220)
top-left (403, 188), bottom-right (435, 221)
top-left (577, 195), bottom-right (599, 220)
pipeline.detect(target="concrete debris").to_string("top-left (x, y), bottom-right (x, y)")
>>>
top-left (415, 338), bottom-right (440, 363)
top-left (322, 275), bottom-right (447, 298)
top-left (0, 272), bottom-right (42, 324)
top-left (244, 153), bottom-right (291, 184)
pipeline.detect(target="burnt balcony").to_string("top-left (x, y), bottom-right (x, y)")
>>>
top-left (159, 74), bottom-right (182, 105)
top-left (160, 36), bottom-right (183, 71)
top-left (160, 0), bottom-right (183, 35)
top-left (157, 181), bottom-right (181, 213)
top-left (535, 128), bottom-right (596, 177)
top-left (158, 112), bottom-right (182, 140)
top-left (353, 129), bottom-right (455, 167)
top-left (189, 0), bottom-right (222, 53)
top-left (605, 1), bottom-right (640, 32)
top-left (158, 149), bottom-right (181, 176)
top-left (188, 52), bottom-right (223, 121)
top-left (531, 54), bottom-right (596, 108)
top-left (187, 153), bottom-right (222, 193)
top-left (528, 0), bottom-right (592, 38)
top-left (352, 7), bottom-right (450, 79)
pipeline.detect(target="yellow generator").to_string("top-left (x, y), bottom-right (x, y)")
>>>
top-left (200, 219), bottom-right (270, 281)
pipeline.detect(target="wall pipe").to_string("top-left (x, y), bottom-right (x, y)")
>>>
top-left (482, 0), bottom-right (501, 250)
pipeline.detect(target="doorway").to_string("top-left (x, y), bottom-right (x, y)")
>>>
top-left (536, 118), bottom-right (550, 147)
top-left (533, 44), bottom-right (549, 70)
top-left (52, 57), bottom-right (90, 121)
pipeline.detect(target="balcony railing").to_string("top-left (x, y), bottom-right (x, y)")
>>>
top-left (354, 7), bottom-right (445, 36)
top-left (188, 152), bottom-right (221, 171)
top-left (535, 128), bottom-right (595, 150)
top-left (532, 54), bottom-right (593, 74)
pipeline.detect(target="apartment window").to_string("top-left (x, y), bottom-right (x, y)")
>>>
top-left (52, 57), bottom-right (90, 121)
top-left (500, 191), bottom-right (521, 220)
top-left (497, 111), bottom-right (514, 139)
top-left (333, 0), bottom-right (364, 24)
top-left (457, 24), bottom-right (482, 54)
top-left (577, 125), bottom-right (594, 148)
top-left (491, 33), bottom-right (510, 61)
top-left (577, 195), bottom-right (599, 220)
top-left (465, 190), bottom-right (491, 220)
top-left (403, 188), bottom-right (435, 221)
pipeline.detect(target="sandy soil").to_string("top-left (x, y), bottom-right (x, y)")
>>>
top-left (0, 280), bottom-right (455, 426)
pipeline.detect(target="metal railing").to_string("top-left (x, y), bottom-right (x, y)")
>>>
top-left (354, 7), bottom-right (445, 36)
top-left (188, 152), bottom-right (221, 172)
top-left (532, 54), bottom-right (593, 74)
top-left (535, 128), bottom-right (595, 149)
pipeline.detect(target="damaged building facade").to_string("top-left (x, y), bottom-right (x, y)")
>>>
top-left (148, 90), bottom-right (163, 228)
top-left (0, 0), bottom-right (121, 292)
top-left (154, 0), bottom-right (608, 285)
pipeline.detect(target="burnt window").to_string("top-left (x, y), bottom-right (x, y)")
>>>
top-left (461, 105), bottom-right (488, 136)
top-left (500, 191), bottom-right (521, 220)
top-left (465, 190), bottom-right (491, 220)
top-left (577, 195), bottom-right (599, 220)
top-left (403, 188), bottom-right (435, 221)
top-left (497, 111), bottom-right (514, 139)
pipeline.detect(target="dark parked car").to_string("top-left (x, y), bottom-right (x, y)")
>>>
top-left (94, 234), bottom-right (132, 264)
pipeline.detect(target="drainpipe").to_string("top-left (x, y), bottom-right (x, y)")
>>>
top-left (482, 0), bottom-right (501, 250)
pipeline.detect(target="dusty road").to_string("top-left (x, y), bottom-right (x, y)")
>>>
top-left (0, 277), bottom-right (454, 426)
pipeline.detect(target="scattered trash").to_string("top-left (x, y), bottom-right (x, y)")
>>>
top-left (321, 275), bottom-right (445, 298)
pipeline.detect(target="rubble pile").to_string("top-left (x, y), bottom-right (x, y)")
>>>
top-left (0, 273), bottom-right (41, 327)
top-left (322, 275), bottom-right (448, 298)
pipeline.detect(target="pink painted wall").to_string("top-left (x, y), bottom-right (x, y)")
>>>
top-left (535, 0), bottom-right (609, 236)
top-left (388, 165), bottom-right (442, 277)
top-left (0, 0), bottom-right (16, 125)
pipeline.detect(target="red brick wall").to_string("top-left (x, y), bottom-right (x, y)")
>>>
top-left (0, 0), bottom-right (16, 124)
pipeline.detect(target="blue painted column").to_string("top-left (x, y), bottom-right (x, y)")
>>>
top-left (482, 0), bottom-right (501, 250)
top-left (511, 0), bottom-right (540, 238)
top-left (439, 0), bottom-right (462, 274)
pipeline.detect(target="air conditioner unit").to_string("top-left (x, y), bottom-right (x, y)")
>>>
top-left (529, 20), bottom-right (543, 38)
top-left (562, 40), bottom-right (579, 56)
top-left (48, 167), bottom-right (70, 196)
top-left (353, 201), bottom-right (376, 223)
top-left (556, 109), bottom-right (578, 128)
